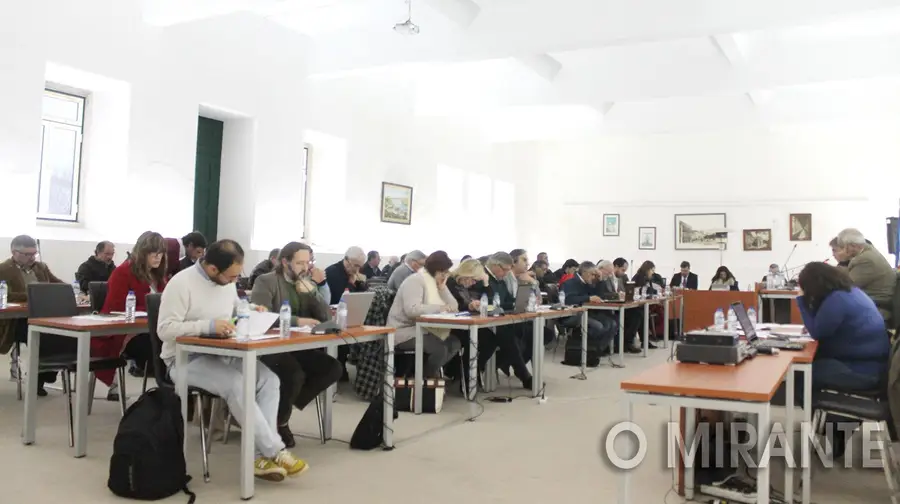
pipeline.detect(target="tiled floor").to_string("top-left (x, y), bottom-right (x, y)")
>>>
top-left (0, 343), bottom-right (892, 503)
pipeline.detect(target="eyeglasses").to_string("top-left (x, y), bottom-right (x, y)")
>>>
top-left (13, 250), bottom-right (36, 258)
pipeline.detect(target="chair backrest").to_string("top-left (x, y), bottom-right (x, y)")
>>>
top-left (88, 281), bottom-right (108, 312)
top-left (890, 271), bottom-right (900, 331)
top-left (146, 293), bottom-right (172, 388)
top-left (27, 283), bottom-right (79, 318)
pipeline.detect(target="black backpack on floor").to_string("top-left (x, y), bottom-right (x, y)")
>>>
top-left (108, 387), bottom-right (196, 503)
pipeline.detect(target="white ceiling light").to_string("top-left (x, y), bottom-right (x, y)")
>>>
top-left (394, 0), bottom-right (420, 35)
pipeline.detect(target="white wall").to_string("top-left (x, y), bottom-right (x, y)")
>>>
top-left (521, 121), bottom-right (900, 285)
top-left (0, 0), bottom-right (311, 281)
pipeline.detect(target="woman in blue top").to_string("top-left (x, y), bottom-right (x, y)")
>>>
top-left (796, 261), bottom-right (890, 391)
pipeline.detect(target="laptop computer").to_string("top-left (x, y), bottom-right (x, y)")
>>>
top-left (344, 292), bottom-right (376, 327)
top-left (731, 302), bottom-right (804, 351)
top-left (605, 282), bottom-right (636, 303)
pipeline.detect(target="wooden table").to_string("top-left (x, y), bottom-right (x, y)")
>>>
top-left (416, 308), bottom-right (587, 410)
top-left (22, 316), bottom-right (148, 458)
top-left (681, 290), bottom-right (758, 332)
top-left (175, 325), bottom-right (395, 500)
top-left (586, 295), bottom-right (682, 366)
top-left (618, 341), bottom-right (817, 504)
top-left (757, 288), bottom-right (802, 324)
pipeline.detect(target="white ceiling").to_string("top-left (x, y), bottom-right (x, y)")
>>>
top-left (143, 0), bottom-right (900, 134)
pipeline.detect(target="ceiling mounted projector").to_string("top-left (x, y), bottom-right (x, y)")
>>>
top-left (394, 0), bottom-right (420, 35)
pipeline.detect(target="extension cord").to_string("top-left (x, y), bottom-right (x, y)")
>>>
top-left (698, 485), bottom-right (755, 504)
top-left (487, 397), bottom-right (512, 403)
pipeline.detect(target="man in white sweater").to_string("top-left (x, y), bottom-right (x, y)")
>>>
top-left (158, 239), bottom-right (307, 482)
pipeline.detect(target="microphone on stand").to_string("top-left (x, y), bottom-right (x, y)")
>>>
top-left (781, 243), bottom-right (798, 275)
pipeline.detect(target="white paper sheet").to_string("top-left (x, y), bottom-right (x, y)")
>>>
top-left (111, 311), bottom-right (147, 318)
top-left (248, 333), bottom-right (283, 341)
top-left (73, 314), bottom-right (127, 321)
top-left (422, 312), bottom-right (472, 319)
top-left (290, 326), bottom-right (313, 334)
top-left (249, 311), bottom-right (279, 336)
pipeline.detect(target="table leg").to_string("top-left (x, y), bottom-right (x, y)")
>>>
top-left (618, 397), bottom-right (634, 504)
top-left (383, 331), bottom-right (395, 448)
top-left (581, 310), bottom-right (588, 374)
top-left (322, 346), bottom-right (337, 441)
top-left (757, 404), bottom-right (771, 504)
top-left (616, 308), bottom-right (625, 367)
top-left (74, 332), bottom-right (90, 458)
top-left (532, 317), bottom-right (542, 398)
top-left (468, 326), bottom-right (478, 401)
top-left (642, 304), bottom-right (649, 357)
top-left (240, 354), bottom-right (257, 500)
top-left (801, 363), bottom-right (812, 504)
top-left (175, 346), bottom-right (189, 455)
top-left (684, 407), bottom-right (696, 500)
top-left (414, 324), bottom-right (424, 415)
top-left (769, 298), bottom-right (775, 324)
top-left (22, 325), bottom-right (41, 445)
top-left (663, 299), bottom-right (670, 348)
top-left (785, 367), bottom-right (795, 503)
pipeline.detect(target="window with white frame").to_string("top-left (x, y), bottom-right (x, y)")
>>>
top-left (300, 145), bottom-right (310, 238)
top-left (37, 89), bottom-right (85, 221)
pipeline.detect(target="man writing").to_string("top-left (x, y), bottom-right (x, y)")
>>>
top-left (669, 261), bottom-right (698, 290)
top-left (158, 239), bottom-right (307, 481)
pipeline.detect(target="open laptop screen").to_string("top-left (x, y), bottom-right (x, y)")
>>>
top-left (730, 302), bottom-right (757, 342)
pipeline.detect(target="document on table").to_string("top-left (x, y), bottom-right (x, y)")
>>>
top-left (423, 312), bottom-right (472, 319)
top-left (73, 314), bottom-right (128, 321)
top-left (248, 311), bottom-right (279, 336)
top-left (290, 326), bottom-right (314, 334)
top-left (111, 311), bottom-right (148, 318)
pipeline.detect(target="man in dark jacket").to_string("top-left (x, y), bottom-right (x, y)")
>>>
top-left (561, 261), bottom-right (615, 361)
top-left (324, 247), bottom-right (368, 304)
top-left (361, 250), bottom-right (382, 279)
top-left (670, 261), bottom-right (699, 290)
top-left (249, 248), bottom-right (280, 289)
top-left (178, 231), bottom-right (207, 271)
top-left (75, 241), bottom-right (116, 294)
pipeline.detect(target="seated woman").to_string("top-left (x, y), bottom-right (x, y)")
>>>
top-left (556, 259), bottom-right (579, 286)
top-left (709, 266), bottom-right (739, 291)
top-left (388, 251), bottom-right (462, 378)
top-left (94, 231), bottom-right (167, 400)
top-left (796, 261), bottom-right (890, 458)
top-left (251, 242), bottom-right (342, 448)
top-left (631, 260), bottom-right (665, 346)
top-left (444, 259), bottom-right (497, 389)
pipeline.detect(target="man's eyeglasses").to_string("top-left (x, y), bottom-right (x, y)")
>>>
top-left (13, 250), bottom-right (37, 259)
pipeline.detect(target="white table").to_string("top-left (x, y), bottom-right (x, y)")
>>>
top-left (174, 325), bottom-right (395, 500)
top-left (22, 316), bottom-right (148, 458)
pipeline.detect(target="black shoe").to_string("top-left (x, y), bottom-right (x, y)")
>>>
top-left (648, 341), bottom-right (658, 349)
top-left (625, 346), bottom-right (642, 354)
top-left (277, 424), bottom-right (296, 448)
top-left (37, 384), bottom-right (48, 397)
top-left (128, 365), bottom-right (143, 378)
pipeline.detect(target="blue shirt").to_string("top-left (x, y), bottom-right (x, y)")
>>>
top-left (797, 287), bottom-right (890, 377)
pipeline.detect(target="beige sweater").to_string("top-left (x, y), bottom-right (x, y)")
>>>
top-left (386, 270), bottom-right (457, 345)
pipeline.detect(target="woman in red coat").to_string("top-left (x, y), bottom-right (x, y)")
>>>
top-left (91, 231), bottom-right (167, 399)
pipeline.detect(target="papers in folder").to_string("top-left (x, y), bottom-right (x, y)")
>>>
top-left (247, 312), bottom-right (279, 336)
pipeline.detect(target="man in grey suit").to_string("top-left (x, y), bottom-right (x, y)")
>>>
top-left (386, 250), bottom-right (426, 290)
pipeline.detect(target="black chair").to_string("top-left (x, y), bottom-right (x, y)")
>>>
top-left (88, 281), bottom-right (108, 313)
top-left (22, 283), bottom-right (128, 447)
top-left (147, 293), bottom-right (231, 483)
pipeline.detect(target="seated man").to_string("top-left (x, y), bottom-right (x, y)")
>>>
top-left (483, 252), bottom-right (534, 388)
top-left (75, 240), bottom-right (116, 294)
top-left (251, 242), bottom-right (342, 448)
top-left (835, 228), bottom-right (896, 321)
top-left (324, 246), bottom-right (368, 305)
top-left (507, 249), bottom-right (554, 363)
top-left (361, 250), bottom-right (381, 279)
top-left (178, 231), bottom-right (207, 271)
top-left (158, 239), bottom-right (307, 481)
top-left (598, 259), bottom-right (643, 353)
top-left (386, 250), bottom-right (426, 291)
top-left (0, 235), bottom-right (68, 393)
top-left (669, 261), bottom-right (698, 290)
top-left (380, 256), bottom-right (400, 278)
top-left (248, 248), bottom-right (280, 289)
top-left (560, 261), bottom-right (615, 363)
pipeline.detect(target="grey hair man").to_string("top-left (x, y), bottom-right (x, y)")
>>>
top-left (386, 249), bottom-right (427, 291)
top-left (323, 246), bottom-right (369, 305)
top-left (836, 228), bottom-right (896, 319)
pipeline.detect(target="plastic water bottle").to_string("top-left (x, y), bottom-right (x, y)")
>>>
top-left (747, 307), bottom-right (758, 329)
top-left (236, 297), bottom-right (251, 339)
top-left (527, 291), bottom-right (537, 312)
top-left (479, 293), bottom-right (488, 317)
top-left (766, 273), bottom-right (774, 290)
top-left (714, 308), bottom-right (725, 331)
top-left (492, 293), bottom-right (501, 312)
top-left (559, 290), bottom-right (566, 307)
top-left (0, 280), bottom-right (7, 309)
top-left (72, 279), bottom-right (81, 298)
top-left (726, 306), bottom-right (737, 331)
top-left (125, 290), bottom-right (136, 322)
top-left (336, 291), bottom-right (349, 331)
top-left (279, 300), bottom-right (291, 337)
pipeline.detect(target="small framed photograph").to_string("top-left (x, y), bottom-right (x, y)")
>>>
top-left (743, 229), bottom-right (772, 251)
top-left (603, 214), bottom-right (620, 236)
top-left (789, 213), bottom-right (812, 241)
top-left (380, 182), bottom-right (413, 225)
top-left (638, 227), bottom-right (657, 250)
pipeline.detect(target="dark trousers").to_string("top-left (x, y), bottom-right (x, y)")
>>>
top-left (489, 325), bottom-right (532, 380)
top-left (445, 328), bottom-right (495, 384)
top-left (261, 350), bottom-right (343, 425)
top-left (564, 313), bottom-right (616, 352)
top-left (14, 319), bottom-right (76, 384)
top-left (612, 308), bottom-right (643, 350)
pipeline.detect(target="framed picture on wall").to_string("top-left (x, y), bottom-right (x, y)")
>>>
top-left (743, 229), bottom-right (772, 251)
top-left (603, 214), bottom-right (620, 236)
top-left (638, 227), bottom-right (657, 250)
top-left (380, 182), bottom-right (413, 225)
top-left (789, 213), bottom-right (812, 241)
top-left (674, 213), bottom-right (727, 250)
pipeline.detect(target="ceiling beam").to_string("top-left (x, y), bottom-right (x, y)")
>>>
top-left (516, 54), bottom-right (562, 82)
top-left (709, 34), bottom-right (745, 67)
top-left (423, 0), bottom-right (481, 29)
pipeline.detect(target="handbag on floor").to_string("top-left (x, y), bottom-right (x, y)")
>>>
top-left (394, 377), bottom-right (445, 413)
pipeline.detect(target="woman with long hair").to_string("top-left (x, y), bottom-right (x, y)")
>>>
top-left (631, 260), bottom-right (664, 346)
top-left (709, 266), bottom-right (738, 291)
top-left (92, 231), bottom-right (168, 399)
top-left (796, 261), bottom-right (890, 458)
